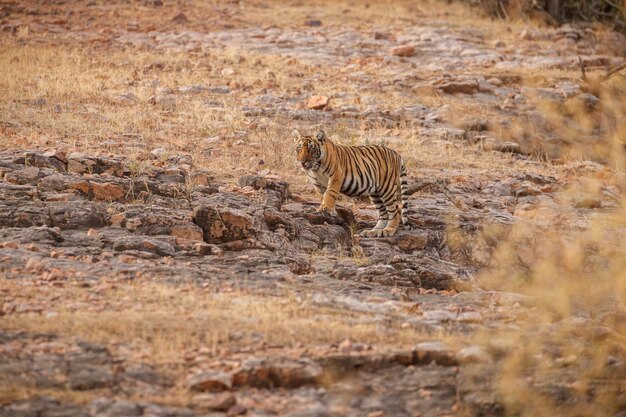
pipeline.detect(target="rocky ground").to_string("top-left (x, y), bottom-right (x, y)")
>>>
top-left (1, 1), bottom-right (626, 417)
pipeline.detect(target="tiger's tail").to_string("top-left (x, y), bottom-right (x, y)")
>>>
top-left (400, 160), bottom-right (410, 226)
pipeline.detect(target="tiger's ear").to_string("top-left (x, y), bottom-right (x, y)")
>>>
top-left (316, 130), bottom-right (326, 143)
top-left (291, 128), bottom-right (302, 142)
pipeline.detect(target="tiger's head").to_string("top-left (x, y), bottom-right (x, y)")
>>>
top-left (292, 129), bottom-right (327, 171)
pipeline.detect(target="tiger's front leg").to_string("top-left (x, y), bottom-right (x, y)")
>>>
top-left (317, 173), bottom-right (342, 216)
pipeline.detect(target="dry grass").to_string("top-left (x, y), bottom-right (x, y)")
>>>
top-left (1, 0), bottom-right (626, 414)
top-left (0, 279), bottom-right (435, 367)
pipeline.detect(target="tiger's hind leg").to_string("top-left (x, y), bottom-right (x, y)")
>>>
top-left (360, 194), bottom-right (388, 237)
top-left (379, 201), bottom-right (401, 237)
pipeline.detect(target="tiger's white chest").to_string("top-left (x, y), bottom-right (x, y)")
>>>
top-left (306, 168), bottom-right (329, 189)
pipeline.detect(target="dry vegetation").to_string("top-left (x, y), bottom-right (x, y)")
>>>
top-left (1, 0), bottom-right (626, 416)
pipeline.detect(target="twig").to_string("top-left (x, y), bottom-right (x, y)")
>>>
top-left (602, 61), bottom-right (626, 81)
top-left (578, 56), bottom-right (588, 81)
top-left (498, 0), bottom-right (510, 21)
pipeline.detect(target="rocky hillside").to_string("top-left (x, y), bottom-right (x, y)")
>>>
top-left (1, 1), bottom-right (625, 417)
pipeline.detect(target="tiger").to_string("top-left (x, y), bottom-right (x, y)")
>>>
top-left (293, 128), bottom-right (410, 237)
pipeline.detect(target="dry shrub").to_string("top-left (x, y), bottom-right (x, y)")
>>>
top-left (475, 188), bottom-right (626, 415)
top-left (464, 0), bottom-right (626, 31)
top-left (505, 73), bottom-right (626, 167)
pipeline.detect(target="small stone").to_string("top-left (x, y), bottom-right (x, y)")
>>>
top-left (457, 345), bottom-right (492, 364)
top-left (148, 150), bottom-right (167, 162)
top-left (194, 242), bottom-right (223, 256)
top-left (191, 171), bottom-right (212, 186)
top-left (574, 196), bottom-right (602, 209)
top-left (195, 392), bottom-right (236, 412)
top-left (339, 338), bottom-right (352, 353)
top-left (1, 241), bottom-right (19, 249)
top-left (87, 228), bottom-right (98, 237)
top-left (435, 79), bottom-right (479, 95)
top-left (423, 310), bottom-right (456, 322)
top-left (306, 95), bottom-right (330, 110)
top-left (172, 12), bottom-right (189, 23)
top-left (186, 371), bottom-right (233, 392)
top-left (374, 31), bottom-right (393, 40)
top-left (367, 412), bottom-right (386, 417)
top-left (227, 404), bottom-right (247, 417)
top-left (221, 68), bottom-right (235, 76)
top-left (460, 116), bottom-right (488, 132)
top-left (491, 141), bottom-right (522, 154)
top-left (44, 147), bottom-right (69, 163)
top-left (415, 341), bottom-right (457, 366)
top-left (515, 183), bottom-right (542, 197)
top-left (91, 182), bottom-right (125, 201)
top-left (69, 367), bottom-right (114, 390)
top-left (170, 224), bottom-right (204, 241)
top-left (304, 19), bottom-right (322, 26)
top-left (178, 85), bottom-right (208, 94)
top-left (457, 311), bottom-right (482, 323)
top-left (390, 45), bottom-right (416, 57)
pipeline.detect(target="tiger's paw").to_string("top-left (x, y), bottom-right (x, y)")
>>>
top-left (360, 229), bottom-right (385, 238)
top-left (317, 204), bottom-right (337, 216)
top-left (360, 228), bottom-right (398, 238)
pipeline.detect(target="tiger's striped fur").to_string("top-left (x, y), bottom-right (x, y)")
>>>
top-left (293, 129), bottom-right (410, 237)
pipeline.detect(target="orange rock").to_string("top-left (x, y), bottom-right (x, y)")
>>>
top-left (91, 182), bottom-right (125, 201)
top-left (306, 95), bottom-right (330, 110)
top-left (390, 45), bottom-right (416, 57)
top-left (170, 224), bottom-right (204, 241)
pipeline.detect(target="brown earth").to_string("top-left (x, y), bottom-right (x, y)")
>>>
top-left (1, 1), bottom-right (625, 417)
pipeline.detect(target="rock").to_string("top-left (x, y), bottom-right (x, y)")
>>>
top-left (48, 201), bottom-right (109, 229)
top-left (414, 342), bottom-right (457, 366)
top-left (0, 182), bottom-right (38, 201)
top-left (304, 19), bottom-right (322, 26)
top-left (389, 45), bottom-right (416, 57)
top-left (186, 371), bottom-right (233, 392)
top-left (172, 12), bottom-right (189, 23)
top-left (457, 346), bottom-right (492, 364)
top-left (111, 236), bottom-right (176, 257)
top-left (91, 182), bottom-right (126, 201)
top-left (374, 31), bottom-right (394, 40)
top-left (226, 404), bottom-right (247, 417)
top-left (193, 205), bottom-right (255, 244)
top-left (195, 392), bottom-right (236, 411)
top-left (306, 95), bottom-right (330, 110)
top-left (515, 183), bottom-right (542, 197)
top-left (232, 358), bottom-right (322, 388)
top-left (67, 153), bottom-right (128, 176)
top-left (435, 79), bottom-right (479, 95)
top-left (491, 141), bottom-right (522, 154)
top-left (4, 166), bottom-right (43, 184)
top-left (89, 399), bottom-right (142, 417)
top-left (283, 406), bottom-right (331, 417)
top-left (170, 224), bottom-right (204, 241)
top-left (574, 196), bottom-right (601, 209)
top-left (460, 117), bottom-right (488, 132)
top-left (457, 311), bottom-right (483, 323)
top-left (378, 231), bottom-right (429, 252)
top-left (26, 151), bottom-right (67, 171)
top-left (423, 309), bottom-right (456, 322)
top-left (69, 366), bottom-right (114, 390)
top-left (178, 85), bottom-right (209, 94)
